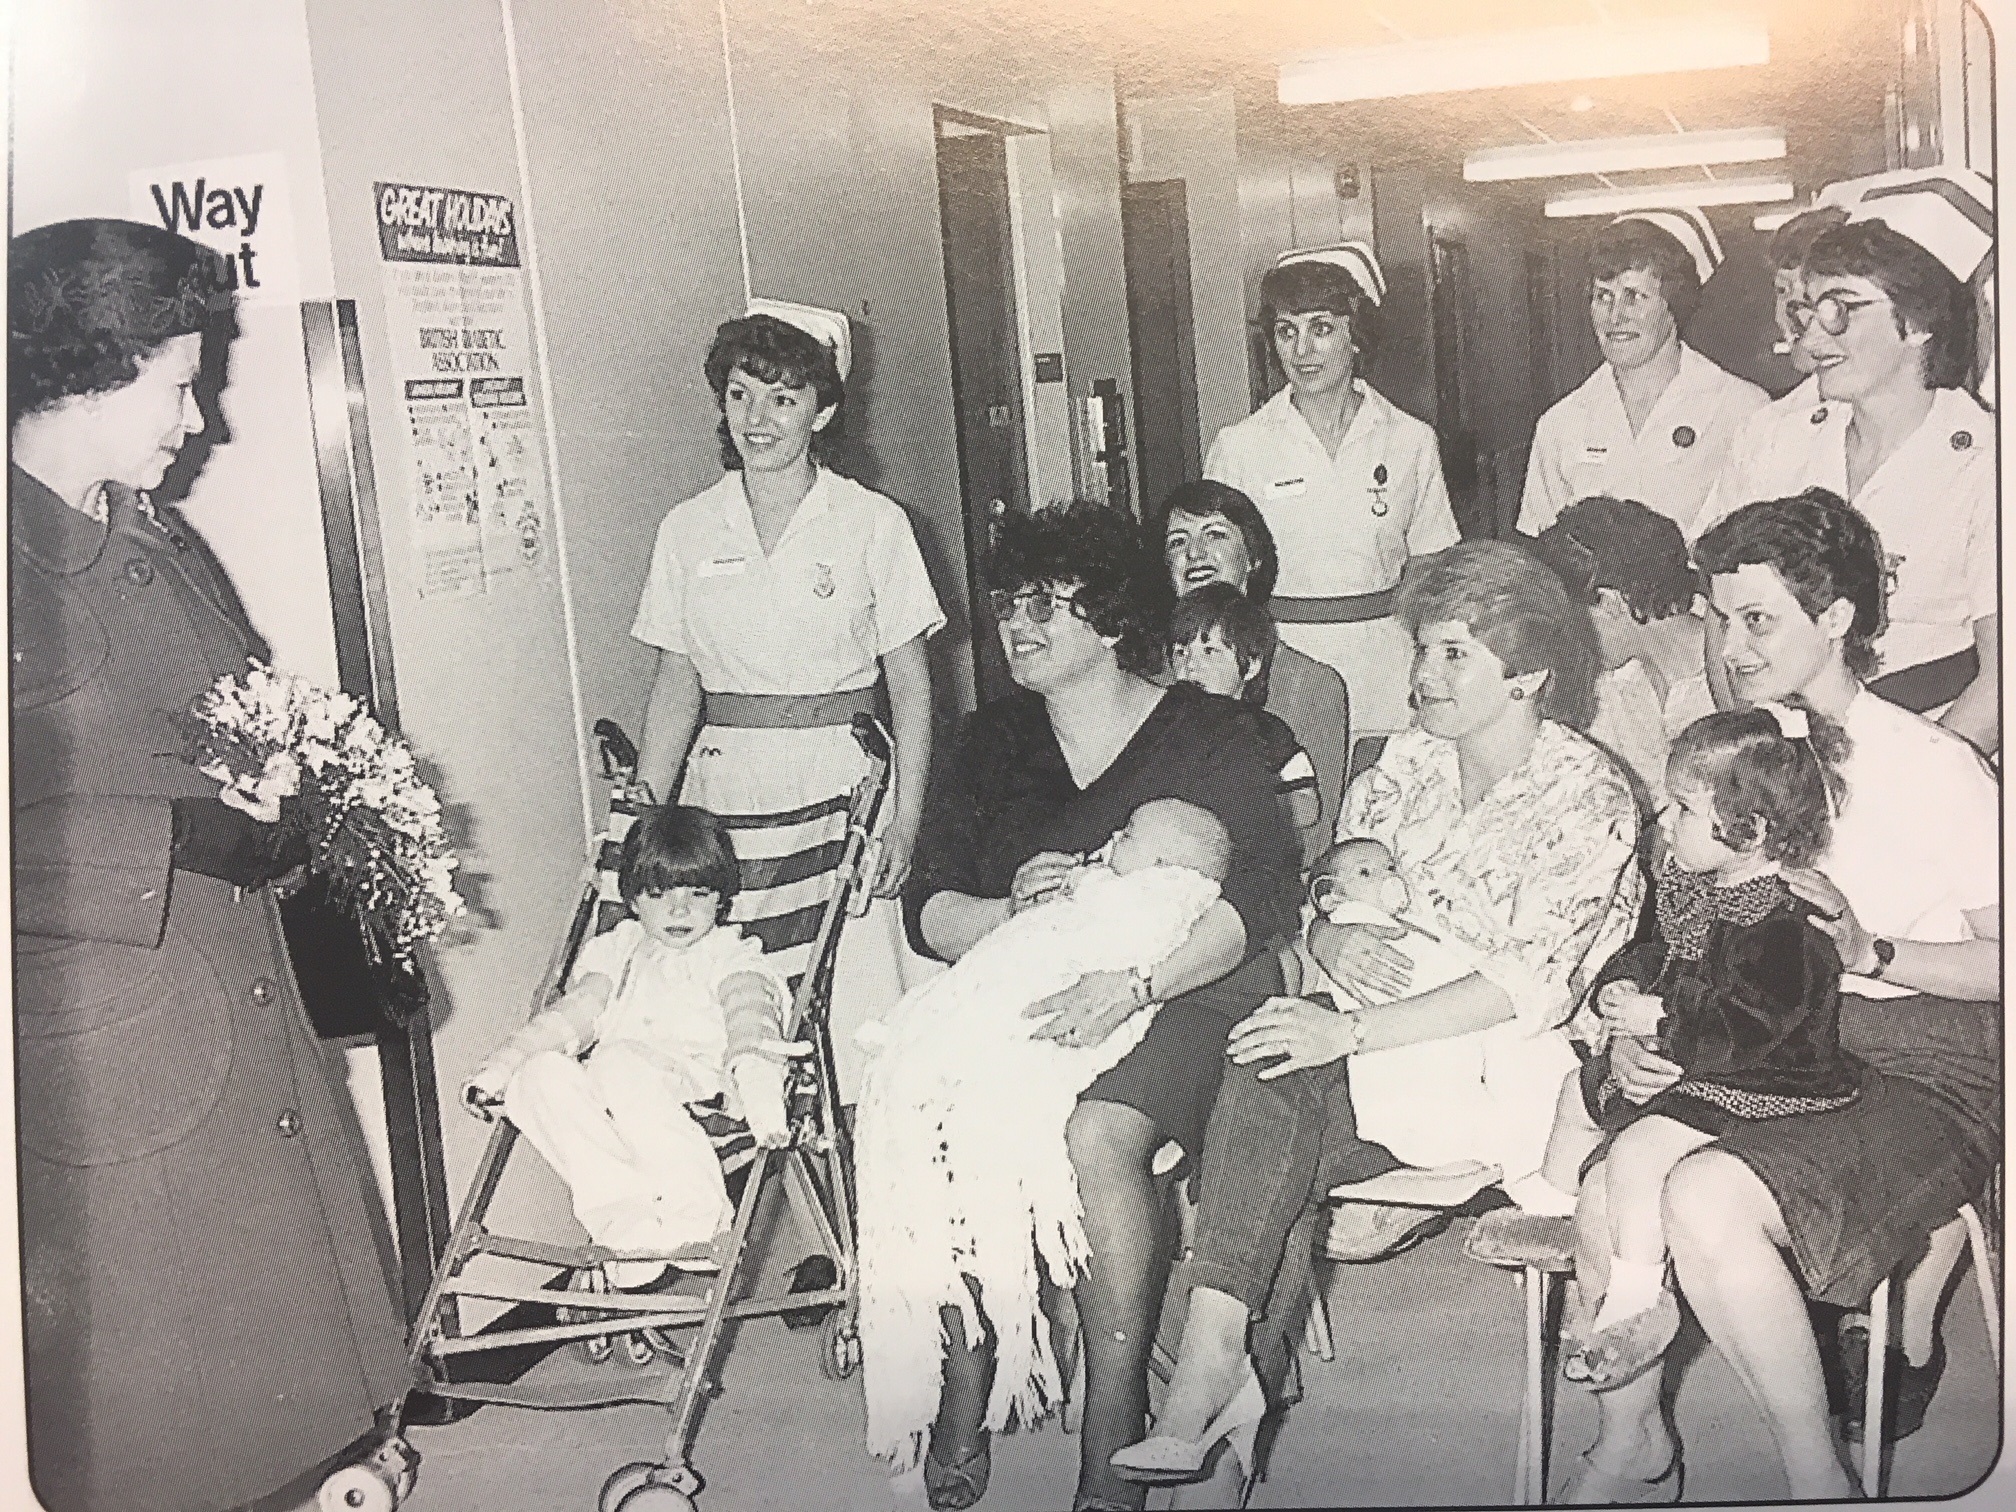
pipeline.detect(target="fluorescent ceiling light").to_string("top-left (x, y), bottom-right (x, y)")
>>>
top-left (1545, 177), bottom-right (1795, 218)
top-left (1753, 209), bottom-right (1797, 232)
top-left (1465, 127), bottom-right (1786, 183)
top-left (1280, 13), bottom-right (1770, 105)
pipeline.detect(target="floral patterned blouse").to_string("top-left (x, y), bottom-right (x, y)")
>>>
top-left (1339, 720), bottom-right (1643, 1034)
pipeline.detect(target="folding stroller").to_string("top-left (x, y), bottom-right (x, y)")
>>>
top-left (324, 716), bottom-right (887, 1512)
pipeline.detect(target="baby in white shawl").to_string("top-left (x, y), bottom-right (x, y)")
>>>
top-left (1300, 838), bottom-right (1577, 1199)
top-left (856, 798), bottom-right (1231, 1478)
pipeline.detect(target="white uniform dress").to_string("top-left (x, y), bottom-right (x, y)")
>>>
top-left (632, 468), bottom-right (946, 1098)
top-left (1518, 344), bottom-right (1768, 537)
top-left (1206, 381), bottom-right (1459, 734)
top-left (502, 921), bottom-right (789, 1269)
top-left (1690, 387), bottom-right (1994, 713)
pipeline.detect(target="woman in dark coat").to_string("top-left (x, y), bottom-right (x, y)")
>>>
top-left (10, 219), bottom-right (406, 1512)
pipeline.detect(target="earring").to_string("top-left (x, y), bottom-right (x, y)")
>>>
top-left (1509, 687), bottom-right (1526, 701)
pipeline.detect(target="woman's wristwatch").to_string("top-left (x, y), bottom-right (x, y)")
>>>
top-left (1866, 937), bottom-right (1897, 978)
top-left (1339, 1008), bottom-right (1367, 1055)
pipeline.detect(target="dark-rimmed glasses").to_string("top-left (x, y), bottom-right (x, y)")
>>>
top-left (1782, 291), bottom-right (1891, 339)
top-left (988, 586), bottom-right (1083, 624)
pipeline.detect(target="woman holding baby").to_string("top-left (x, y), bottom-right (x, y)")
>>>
top-left (1114, 539), bottom-right (1645, 1501)
top-left (899, 499), bottom-right (1298, 1511)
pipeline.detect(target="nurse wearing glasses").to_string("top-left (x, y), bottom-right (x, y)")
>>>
top-left (1691, 167), bottom-right (1997, 753)
top-left (1203, 244), bottom-right (1459, 738)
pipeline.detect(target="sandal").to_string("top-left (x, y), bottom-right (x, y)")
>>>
top-left (1557, 1448), bottom-right (1684, 1505)
top-left (923, 1433), bottom-right (991, 1511)
top-left (1564, 1288), bottom-right (1682, 1392)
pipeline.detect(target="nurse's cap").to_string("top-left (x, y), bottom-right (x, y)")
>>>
top-left (1608, 207), bottom-right (1724, 285)
top-left (1275, 241), bottom-right (1386, 306)
top-left (1819, 165), bottom-right (1994, 282)
top-left (747, 296), bottom-right (853, 381)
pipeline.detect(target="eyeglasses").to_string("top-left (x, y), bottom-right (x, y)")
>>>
top-left (1782, 291), bottom-right (1892, 339)
top-left (988, 586), bottom-right (1084, 624)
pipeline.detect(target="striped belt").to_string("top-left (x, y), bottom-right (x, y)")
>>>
top-left (703, 687), bottom-right (882, 729)
top-left (1269, 589), bottom-right (1396, 625)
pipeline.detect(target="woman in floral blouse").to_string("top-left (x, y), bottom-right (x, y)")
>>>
top-left (1109, 541), bottom-right (1643, 1499)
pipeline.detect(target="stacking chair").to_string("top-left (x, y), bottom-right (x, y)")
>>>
top-left (1856, 1188), bottom-right (2001, 1498)
top-left (326, 716), bottom-right (890, 1512)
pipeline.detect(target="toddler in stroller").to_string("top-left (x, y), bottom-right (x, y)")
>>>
top-left (459, 805), bottom-right (803, 1295)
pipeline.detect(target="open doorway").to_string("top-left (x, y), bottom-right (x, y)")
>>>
top-left (1122, 178), bottom-right (1202, 512)
top-left (935, 109), bottom-right (1034, 707)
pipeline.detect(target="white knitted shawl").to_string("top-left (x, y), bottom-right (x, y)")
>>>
top-left (855, 864), bottom-right (1222, 1474)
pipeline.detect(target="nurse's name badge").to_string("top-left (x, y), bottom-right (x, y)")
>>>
top-left (697, 554), bottom-right (748, 578)
top-left (1368, 461), bottom-right (1390, 517)
top-left (1671, 425), bottom-right (1696, 449)
top-left (812, 562), bottom-right (837, 598)
top-left (1267, 476), bottom-right (1308, 499)
top-left (1579, 444), bottom-right (1610, 466)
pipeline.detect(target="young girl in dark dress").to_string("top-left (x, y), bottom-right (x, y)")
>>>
top-left (1532, 701), bottom-right (1860, 1389)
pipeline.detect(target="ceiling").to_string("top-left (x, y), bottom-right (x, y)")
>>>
top-left (778, 0), bottom-right (1909, 213)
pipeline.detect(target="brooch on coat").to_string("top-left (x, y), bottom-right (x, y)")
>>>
top-left (1368, 462), bottom-right (1390, 517)
top-left (813, 562), bottom-right (836, 598)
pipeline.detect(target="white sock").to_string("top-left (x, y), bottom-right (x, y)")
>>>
top-left (1504, 1172), bottom-right (1578, 1217)
top-left (1590, 1256), bottom-right (1667, 1334)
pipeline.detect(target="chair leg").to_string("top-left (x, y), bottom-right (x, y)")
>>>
top-left (1518, 1266), bottom-right (1547, 1507)
top-left (1304, 1287), bottom-right (1336, 1363)
top-left (1960, 1202), bottom-right (2000, 1369)
top-left (1860, 1275), bottom-right (1890, 1498)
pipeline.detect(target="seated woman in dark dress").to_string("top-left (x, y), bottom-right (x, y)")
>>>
top-left (902, 500), bottom-right (1298, 1512)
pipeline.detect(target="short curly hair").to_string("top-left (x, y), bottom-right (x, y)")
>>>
top-left (1146, 478), bottom-right (1281, 605)
top-left (987, 500), bottom-right (1163, 677)
top-left (1589, 218), bottom-right (1702, 331)
top-left (1801, 221), bottom-right (1976, 390)
top-left (1258, 259), bottom-right (1380, 366)
top-left (9, 219), bottom-right (229, 424)
top-left (703, 313), bottom-right (846, 470)
top-left (1668, 701), bottom-right (1850, 868)
top-left (1532, 496), bottom-right (1701, 624)
top-left (1396, 539), bottom-right (1602, 730)
top-left (1692, 488), bottom-right (1887, 683)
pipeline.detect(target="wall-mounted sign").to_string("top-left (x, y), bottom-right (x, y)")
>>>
top-left (375, 181), bottom-right (547, 598)
top-left (129, 150), bottom-right (299, 306)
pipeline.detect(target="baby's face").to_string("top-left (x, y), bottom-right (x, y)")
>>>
top-left (1102, 811), bottom-right (1167, 876)
top-left (1313, 843), bottom-right (1409, 915)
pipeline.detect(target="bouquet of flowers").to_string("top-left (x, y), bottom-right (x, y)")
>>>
top-left (183, 662), bottom-right (465, 967)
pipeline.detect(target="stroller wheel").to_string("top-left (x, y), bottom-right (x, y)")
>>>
top-left (620, 1331), bottom-right (656, 1368)
top-left (616, 1487), bottom-right (697, 1512)
top-left (818, 1307), bottom-right (859, 1381)
top-left (598, 1463), bottom-right (655, 1512)
top-left (317, 1464), bottom-right (396, 1512)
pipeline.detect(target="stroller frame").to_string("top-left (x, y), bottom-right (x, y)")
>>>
top-left (389, 715), bottom-right (887, 1512)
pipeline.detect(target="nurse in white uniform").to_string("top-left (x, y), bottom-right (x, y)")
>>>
top-left (1712, 204), bottom-right (1853, 491)
top-left (1691, 168), bottom-right (1997, 753)
top-left (634, 304), bottom-right (944, 1098)
top-left (1518, 209), bottom-right (1767, 538)
top-left (1204, 243), bottom-right (1459, 736)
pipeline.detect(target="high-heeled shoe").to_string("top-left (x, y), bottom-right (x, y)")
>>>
top-left (1108, 1360), bottom-right (1266, 1499)
top-left (922, 1432), bottom-right (990, 1511)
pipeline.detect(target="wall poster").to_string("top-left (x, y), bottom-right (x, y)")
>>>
top-left (375, 180), bottom-right (551, 598)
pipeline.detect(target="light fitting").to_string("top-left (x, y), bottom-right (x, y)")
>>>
top-left (1465, 127), bottom-right (1786, 183)
top-left (1544, 177), bottom-right (1795, 218)
top-left (1279, 13), bottom-right (1770, 105)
